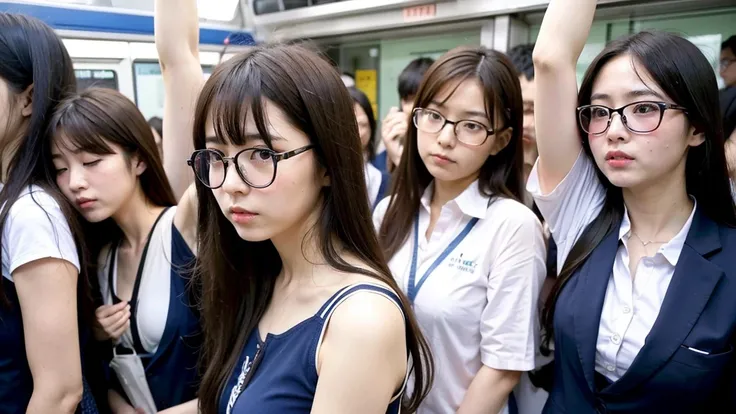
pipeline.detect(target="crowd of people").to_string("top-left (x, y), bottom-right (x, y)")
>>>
top-left (1, 0), bottom-right (735, 413)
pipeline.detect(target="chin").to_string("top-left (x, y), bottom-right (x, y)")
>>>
top-left (77, 208), bottom-right (112, 223)
top-left (230, 223), bottom-right (274, 242)
top-left (601, 169), bottom-right (647, 189)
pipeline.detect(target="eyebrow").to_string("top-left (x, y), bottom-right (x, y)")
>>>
top-left (590, 89), bottom-right (666, 102)
top-left (204, 133), bottom-right (285, 145)
top-left (428, 100), bottom-right (488, 119)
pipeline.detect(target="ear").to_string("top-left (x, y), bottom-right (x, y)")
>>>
top-left (489, 127), bottom-right (513, 155)
top-left (687, 124), bottom-right (705, 148)
top-left (132, 154), bottom-right (148, 176)
top-left (321, 168), bottom-right (331, 188)
top-left (19, 84), bottom-right (33, 118)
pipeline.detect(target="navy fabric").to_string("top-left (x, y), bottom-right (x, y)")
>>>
top-left (219, 284), bottom-right (406, 414)
top-left (544, 208), bottom-right (736, 413)
top-left (371, 151), bottom-right (389, 176)
top-left (0, 278), bottom-right (99, 414)
top-left (137, 224), bottom-right (200, 410)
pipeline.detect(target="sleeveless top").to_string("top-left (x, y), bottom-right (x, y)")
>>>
top-left (219, 283), bottom-right (409, 414)
top-left (99, 207), bottom-right (201, 410)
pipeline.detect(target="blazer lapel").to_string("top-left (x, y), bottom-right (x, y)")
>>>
top-left (604, 208), bottom-right (723, 395)
top-left (574, 228), bottom-right (621, 394)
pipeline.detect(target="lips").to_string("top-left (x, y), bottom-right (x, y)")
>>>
top-left (76, 197), bottom-right (96, 209)
top-left (431, 153), bottom-right (454, 164)
top-left (229, 206), bottom-right (258, 224)
top-left (605, 150), bottom-right (634, 161)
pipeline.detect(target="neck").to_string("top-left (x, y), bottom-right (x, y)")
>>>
top-left (113, 185), bottom-right (165, 250)
top-left (623, 174), bottom-right (693, 241)
top-left (431, 173), bottom-right (478, 209)
top-left (270, 207), bottom-right (326, 288)
top-left (0, 137), bottom-right (23, 183)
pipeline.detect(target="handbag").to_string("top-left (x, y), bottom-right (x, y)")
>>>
top-left (109, 347), bottom-right (158, 414)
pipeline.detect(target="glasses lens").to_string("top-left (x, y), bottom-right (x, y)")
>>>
top-left (237, 149), bottom-right (276, 188)
top-left (414, 109), bottom-right (445, 133)
top-left (579, 106), bottom-right (611, 134)
top-left (622, 102), bottom-right (662, 133)
top-left (193, 150), bottom-right (225, 188)
top-left (456, 121), bottom-right (489, 146)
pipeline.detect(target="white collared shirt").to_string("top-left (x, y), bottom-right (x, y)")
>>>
top-left (365, 162), bottom-right (382, 207)
top-left (373, 180), bottom-right (546, 413)
top-left (527, 151), bottom-right (696, 381)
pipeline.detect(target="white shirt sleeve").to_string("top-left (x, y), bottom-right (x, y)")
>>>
top-left (2, 189), bottom-right (80, 280)
top-left (526, 150), bottom-right (606, 273)
top-left (480, 206), bottom-right (547, 372)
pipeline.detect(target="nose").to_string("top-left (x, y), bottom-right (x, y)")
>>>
top-left (606, 112), bottom-right (630, 142)
top-left (68, 166), bottom-right (88, 192)
top-left (220, 161), bottom-right (251, 195)
top-left (436, 122), bottom-right (457, 148)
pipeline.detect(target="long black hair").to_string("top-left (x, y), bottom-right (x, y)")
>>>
top-left (192, 43), bottom-right (433, 414)
top-left (0, 13), bottom-right (92, 317)
top-left (541, 31), bottom-right (736, 352)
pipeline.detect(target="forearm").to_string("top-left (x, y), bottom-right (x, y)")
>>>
top-left (456, 366), bottom-right (522, 414)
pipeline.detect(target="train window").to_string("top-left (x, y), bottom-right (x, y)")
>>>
top-left (75, 69), bottom-right (119, 92)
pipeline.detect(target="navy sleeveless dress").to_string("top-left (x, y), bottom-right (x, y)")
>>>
top-left (219, 283), bottom-right (408, 414)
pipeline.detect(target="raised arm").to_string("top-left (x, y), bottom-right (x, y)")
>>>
top-left (532, 0), bottom-right (597, 192)
top-left (155, 0), bottom-right (204, 200)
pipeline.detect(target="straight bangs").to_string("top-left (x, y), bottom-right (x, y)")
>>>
top-left (49, 101), bottom-right (118, 156)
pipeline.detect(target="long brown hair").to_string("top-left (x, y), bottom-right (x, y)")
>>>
top-left (47, 88), bottom-right (177, 261)
top-left (379, 46), bottom-right (525, 259)
top-left (192, 43), bottom-right (434, 413)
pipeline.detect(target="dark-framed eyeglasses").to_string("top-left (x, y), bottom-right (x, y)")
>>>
top-left (720, 58), bottom-right (735, 71)
top-left (412, 107), bottom-right (495, 146)
top-left (187, 145), bottom-right (315, 189)
top-left (577, 101), bottom-right (688, 136)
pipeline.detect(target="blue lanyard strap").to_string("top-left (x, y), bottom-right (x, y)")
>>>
top-left (407, 214), bottom-right (480, 304)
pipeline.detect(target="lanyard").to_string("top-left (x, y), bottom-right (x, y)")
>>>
top-left (407, 213), bottom-right (479, 304)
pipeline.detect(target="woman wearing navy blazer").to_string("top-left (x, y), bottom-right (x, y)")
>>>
top-left (529, 0), bottom-right (736, 412)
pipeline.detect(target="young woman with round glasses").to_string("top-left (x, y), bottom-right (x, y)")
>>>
top-left (375, 46), bottom-right (547, 414)
top-left (530, 0), bottom-right (736, 412)
top-left (186, 42), bottom-right (433, 414)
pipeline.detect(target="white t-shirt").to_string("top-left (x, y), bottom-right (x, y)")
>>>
top-left (373, 180), bottom-right (546, 414)
top-left (1, 185), bottom-right (80, 282)
top-left (98, 207), bottom-right (176, 354)
top-left (527, 150), bottom-right (695, 381)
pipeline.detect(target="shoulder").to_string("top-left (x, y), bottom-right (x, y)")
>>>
top-left (6, 186), bottom-right (68, 229)
top-left (326, 282), bottom-right (406, 353)
top-left (485, 197), bottom-right (544, 233)
top-left (372, 196), bottom-right (393, 225)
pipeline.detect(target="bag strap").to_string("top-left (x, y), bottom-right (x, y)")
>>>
top-left (108, 207), bottom-right (172, 354)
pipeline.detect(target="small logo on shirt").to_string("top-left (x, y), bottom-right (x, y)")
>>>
top-left (448, 253), bottom-right (478, 274)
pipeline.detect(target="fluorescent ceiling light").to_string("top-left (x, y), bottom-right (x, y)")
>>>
top-left (197, 0), bottom-right (240, 21)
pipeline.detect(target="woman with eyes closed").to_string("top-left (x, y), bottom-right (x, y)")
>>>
top-left (186, 43), bottom-right (433, 414)
top-left (375, 46), bottom-right (547, 414)
top-left (48, 88), bottom-right (202, 414)
top-left (531, 0), bottom-right (736, 412)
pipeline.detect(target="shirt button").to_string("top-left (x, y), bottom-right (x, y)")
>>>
top-left (623, 306), bottom-right (631, 314)
top-left (606, 364), bottom-right (615, 372)
top-left (611, 334), bottom-right (621, 345)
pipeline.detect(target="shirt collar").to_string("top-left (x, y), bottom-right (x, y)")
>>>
top-left (420, 180), bottom-right (489, 219)
top-left (619, 198), bottom-right (697, 266)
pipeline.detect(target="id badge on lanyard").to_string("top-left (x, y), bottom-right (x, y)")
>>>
top-left (406, 213), bottom-right (479, 304)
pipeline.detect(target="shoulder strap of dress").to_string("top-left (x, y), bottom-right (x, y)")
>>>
top-left (317, 283), bottom-right (404, 321)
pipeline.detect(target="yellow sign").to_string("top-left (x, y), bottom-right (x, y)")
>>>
top-left (355, 69), bottom-right (378, 116)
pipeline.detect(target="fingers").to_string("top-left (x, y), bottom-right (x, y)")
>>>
top-left (95, 301), bottom-right (128, 319)
top-left (110, 319), bottom-right (131, 341)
